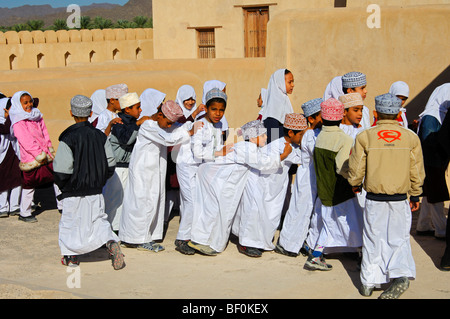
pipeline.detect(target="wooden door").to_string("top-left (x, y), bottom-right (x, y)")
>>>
top-left (244, 7), bottom-right (269, 57)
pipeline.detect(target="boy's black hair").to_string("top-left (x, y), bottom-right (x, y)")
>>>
top-left (206, 97), bottom-right (227, 109)
top-left (377, 112), bottom-right (399, 120)
top-left (156, 105), bottom-right (168, 119)
top-left (322, 119), bottom-right (341, 127)
top-left (285, 69), bottom-right (292, 75)
top-left (283, 127), bottom-right (302, 137)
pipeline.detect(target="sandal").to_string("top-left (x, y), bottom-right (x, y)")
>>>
top-left (378, 277), bottom-right (409, 299)
top-left (137, 241), bottom-right (165, 253)
top-left (238, 244), bottom-right (262, 257)
top-left (106, 240), bottom-right (126, 270)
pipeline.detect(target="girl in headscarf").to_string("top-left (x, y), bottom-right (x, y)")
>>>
top-left (88, 89), bottom-right (107, 125)
top-left (389, 81), bottom-right (410, 128)
top-left (175, 85), bottom-right (206, 124)
top-left (139, 88), bottom-right (166, 118)
top-left (0, 97), bottom-right (22, 218)
top-left (9, 91), bottom-right (60, 222)
top-left (416, 83), bottom-right (450, 248)
top-left (260, 69), bottom-right (294, 143)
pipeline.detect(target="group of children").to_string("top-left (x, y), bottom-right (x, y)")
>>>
top-left (1, 69), bottom-right (449, 299)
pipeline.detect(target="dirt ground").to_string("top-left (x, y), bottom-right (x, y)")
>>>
top-left (0, 185), bottom-right (449, 303)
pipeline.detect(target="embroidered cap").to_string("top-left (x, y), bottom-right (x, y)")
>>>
top-left (105, 83), bottom-right (128, 99)
top-left (239, 120), bottom-right (267, 140)
top-left (119, 92), bottom-right (140, 109)
top-left (321, 98), bottom-right (344, 121)
top-left (284, 113), bottom-right (308, 131)
top-left (342, 72), bottom-right (366, 89)
top-left (205, 88), bottom-right (227, 104)
top-left (338, 93), bottom-right (364, 109)
top-left (301, 98), bottom-right (323, 117)
top-left (70, 95), bottom-right (92, 117)
top-left (375, 93), bottom-right (402, 115)
top-left (162, 100), bottom-right (184, 122)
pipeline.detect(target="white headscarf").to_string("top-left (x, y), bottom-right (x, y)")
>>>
top-left (419, 83), bottom-right (450, 124)
top-left (176, 85), bottom-right (197, 118)
top-left (0, 98), bottom-right (12, 163)
top-left (389, 81), bottom-right (410, 127)
top-left (323, 76), bottom-right (344, 100)
top-left (140, 88), bottom-right (166, 118)
top-left (261, 69), bottom-right (293, 124)
top-left (201, 80), bottom-right (226, 104)
top-left (389, 81), bottom-right (410, 98)
top-left (89, 89), bottom-right (107, 123)
top-left (258, 88), bottom-right (268, 116)
top-left (9, 91), bottom-right (42, 130)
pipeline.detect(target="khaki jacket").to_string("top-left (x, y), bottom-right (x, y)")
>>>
top-left (348, 120), bottom-right (425, 200)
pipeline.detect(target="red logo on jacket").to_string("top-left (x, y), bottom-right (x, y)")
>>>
top-left (377, 130), bottom-right (401, 143)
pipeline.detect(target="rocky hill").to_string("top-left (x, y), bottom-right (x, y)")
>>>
top-left (0, 0), bottom-right (152, 28)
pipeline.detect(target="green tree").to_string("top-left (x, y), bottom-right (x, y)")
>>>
top-left (115, 19), bottom-right (136, 29)
top-left (92, 16), bottom-right (113, 29)
top-left (52, 19), bottom-right (68, 30)
top-left (26, 19), bottom-right (44, 31)
top-left (132, 16), bottom-right (148, 28)
top-left (79, 16), bottom-right (92, 29)
top-left (12, 23), bottom-right (30, 32)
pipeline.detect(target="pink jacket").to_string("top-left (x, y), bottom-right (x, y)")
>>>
top-left (13, 118), bottom-right (54, 171)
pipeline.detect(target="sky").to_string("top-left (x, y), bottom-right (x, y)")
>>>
top-left (0, 0), bottom-right (128, 8)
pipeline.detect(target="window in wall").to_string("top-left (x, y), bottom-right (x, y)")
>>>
top-left (197, 28), bottom-right (215, 59)
top-left (9, 54), bottom-right (16, 70)
top-left (334, 0), bottom-right (347, 7)
top-left (243, 6), bottom-right (269, 57)
top-left (64, 51), bottom-right (71, 66)
top-left (112, 48), bottom-right (120, 60)
top-left (37, 53), bottom-right (44, 68)
top-left (89, 50), bottom-right (96, 63)
top-left (136, 47), bottom-right (143, 59)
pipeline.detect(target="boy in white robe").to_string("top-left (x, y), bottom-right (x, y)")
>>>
top-left (175, 88), bottom-right (233, 255)
top-left (276, 98), bottom-right (323, 257)
top-left (348, 93), bottom-right (425, 299)
top-left (95, 84), bottom-right (128, 135)
top-left (234, 113), bottom-right (306, 257)
top-left (119, 101), bottom-right (202, 252)
top-left (304, 98), bottom-right (363, 271)
top-left (104, 93), bottom-right (150, 233)
top-left (188, 120), bottom-right (292, 256)
top-left (54, 95), bottom-right (125, 270)
top-left (339, 93), bottom-right (367, 210)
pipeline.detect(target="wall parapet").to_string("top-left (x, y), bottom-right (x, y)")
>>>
top-left (0, 28), bottom-right (153, 45)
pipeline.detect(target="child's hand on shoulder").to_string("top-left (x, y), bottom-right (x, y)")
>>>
top-left (110, 117), bottom-right (123, 126)
top-left (192, 104), bottom-right (207, 119)
top-left (215, 143), bottom-right (234, 157)
top-left (280, 142), bottom-right (292, 161)
top-left (136, 116), bottom-right (151, 126)
top-left (3, 108), bottom-right (8, 119)
top-left (189, 121), bottom-right (204, 136)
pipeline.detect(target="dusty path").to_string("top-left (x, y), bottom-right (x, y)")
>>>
top-left (0, 186), bottom-right (448, 302)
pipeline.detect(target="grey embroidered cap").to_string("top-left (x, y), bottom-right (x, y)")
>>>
top-left (205, 88), bottom-right (227, 104)
top-left (301, 98), bottom-right (323, 117)
top-left (375, 93), bottom-right (402, 115)
top-left (70, 95), bottom-right (92, 117)
top-left (342, 71), bottom-right (367, 88)
top-left (240, 120), bottom-right (267, 140)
